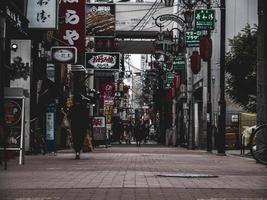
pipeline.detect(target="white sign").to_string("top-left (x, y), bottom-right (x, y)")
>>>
top-left (116, 3), bottom-right (173, 31)
top-left (53, 49), bottom-right (73, 62)
top-left (232, 114), bottom-right (239, 122)
top-left (51, 46), bottom-right (77, 64)
top-left (89, 54), bottom-right (116, 69)
top-left (46, 112), bottom-right (54, 140)
top-left (27, 0), bottom-right (58, 29)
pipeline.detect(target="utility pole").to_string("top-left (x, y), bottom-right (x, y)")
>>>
top-left (0, 16), bottom-right (5, 126)
top-left (206, 0), bottom-right (212, 152)
top-left (0, 14), bottom-right (7, 169)
top-left (257, 0), bottom-right (267, 124)
top-left (217, 0), bottom-right (226, 155)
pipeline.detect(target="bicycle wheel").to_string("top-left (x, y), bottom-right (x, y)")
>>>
top-left (250, 124), bottom-right (267, 165)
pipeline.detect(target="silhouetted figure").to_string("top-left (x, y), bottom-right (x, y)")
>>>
top-left (69, 95), bottom-right (89, 159)
top-left (135, 121), bottom-right (143, 147)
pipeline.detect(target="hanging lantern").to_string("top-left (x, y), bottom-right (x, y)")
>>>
top-left (190, 51), bottom-right (201, 74)
top-left (200, 35), bottom-right (212, 62)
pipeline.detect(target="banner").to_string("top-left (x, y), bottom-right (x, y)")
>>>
top-left (58, 0), bottom-right (85, 52)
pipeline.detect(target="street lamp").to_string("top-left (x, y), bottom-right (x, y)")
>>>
top-left (183, 10), bottom-right (194, 28)
top-left (164, 0), bottom-right (174, 7)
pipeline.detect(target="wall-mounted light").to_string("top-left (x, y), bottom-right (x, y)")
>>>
top-left (11, 43), bottom-right (18, 52)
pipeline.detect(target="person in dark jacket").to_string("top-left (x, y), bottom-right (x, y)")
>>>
top-left (69, 95), bottom-right (89, 159)
top-left (135, 120), bottom-right (143, 147)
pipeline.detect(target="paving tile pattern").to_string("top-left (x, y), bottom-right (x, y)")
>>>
top-left (0, 146), bottom-right (267, 200)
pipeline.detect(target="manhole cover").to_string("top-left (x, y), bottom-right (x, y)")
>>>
top-left (157, 173), bottom-right (218, 178)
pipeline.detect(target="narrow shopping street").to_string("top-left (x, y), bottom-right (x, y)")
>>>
top-left (1, 146), bottom-right (267, 200)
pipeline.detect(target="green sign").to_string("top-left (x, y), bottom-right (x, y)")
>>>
top-left (185, 30), bottom-right (201, 47)
top-left (194, 9), bottom-right (215, 30)
top-left (165, 72), bottom-right (174, 88)
top-left (166, 72), bottom-right (174, 83)
top-left (173, 55), bottom-right (186, 71)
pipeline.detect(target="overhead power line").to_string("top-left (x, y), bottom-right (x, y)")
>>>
top-left (131, 0), bottom-right (159, 31)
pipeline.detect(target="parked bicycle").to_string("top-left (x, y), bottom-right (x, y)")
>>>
top-left (249, 123), bottom-right (267, 165)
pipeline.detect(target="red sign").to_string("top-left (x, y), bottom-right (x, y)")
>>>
top-left (58, 0), bottom-right (85, 53)
top-left (4, 100), bottom-right (22, 126)
top-left (99, 80), bottom-right (115, 109)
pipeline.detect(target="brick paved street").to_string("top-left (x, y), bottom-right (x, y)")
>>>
top-left (0, 146), bottom-right (267, 200)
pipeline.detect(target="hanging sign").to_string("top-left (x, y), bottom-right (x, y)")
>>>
top-left (27, 0), bottom-right (57, 29)
top-left (185, 30), bottom-right (201, 47)
top-left (51, 46), bottom-right (77, 64)
top-left (194, 9), bottom-right (215, 30)
top-left (85, 52), bottom-right (120, 70)
top-left (58, 0), bottom-right (85, 52)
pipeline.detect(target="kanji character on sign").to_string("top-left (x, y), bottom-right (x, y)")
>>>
top-left (37, 0), bottom-right (51, 6)
top-left (63, 30), bottom-right (79, 45)
top-left (37, 10), bottom-right (51, 23)
top-left (65, 10), bottom-right (80, 25)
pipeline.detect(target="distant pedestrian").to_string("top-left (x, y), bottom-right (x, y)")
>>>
top-left (125, 122), bottom-right (133, 144)
top-left (144, 120), bottom-right (150, 144)
top-left (69, 95), bottom-right (89, 159)
top-left (135, 120), bottom-right (143, 147)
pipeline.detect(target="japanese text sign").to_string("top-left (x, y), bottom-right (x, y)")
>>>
top-left (51, 46), bottom-right (77, 64)
top-left (173, 55), bottom-right (186, 71)
top-left (86, 4), bottom-right (116, 37)
top-left (194, 9), bottom-right (215, 30)
top-left (85, 52), bottom-right (120, 70)
top-left (27, 0), bottom-right (57, 29)
top-left (58, 0), bottom-right (85, 52)
top-left (185, 30), bottom-right (201, 47)
top-left (165, 72), bottom-right (174, 88)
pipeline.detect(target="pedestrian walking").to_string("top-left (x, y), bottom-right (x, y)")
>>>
top-left (69, 94), bottom-right (89, 159)
top-left (135, 120), bottom-right (143, 147)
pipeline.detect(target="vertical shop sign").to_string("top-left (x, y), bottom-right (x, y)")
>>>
top-left (58, 0), bottom-right (85, 52)
top-left (104, 99), bottom-right (114, 124)
top-left (46, 112), bottom-right (54, 140)
top-left (99, 81), bottom-right (115, 109)
top-left (27, 0), bottom-right (58, 29)
top-left (46, 63), bottom-right (56, 152)
top-left (86, 4), bottom-right (116, 37)
top-left (185, 30), bottom-right (201, 47)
